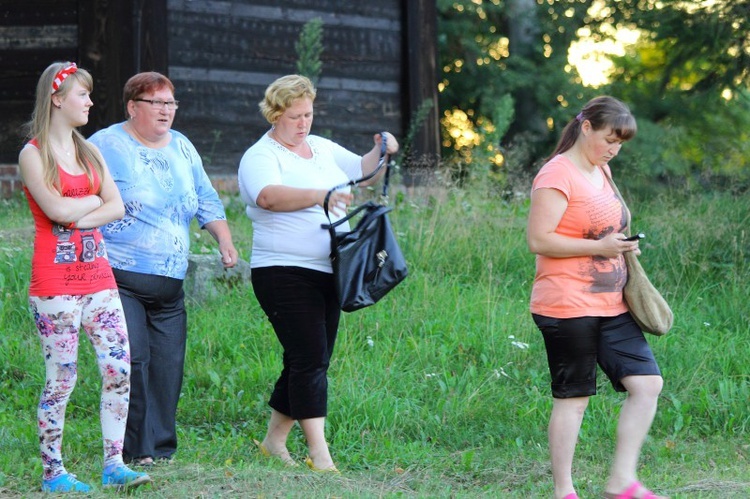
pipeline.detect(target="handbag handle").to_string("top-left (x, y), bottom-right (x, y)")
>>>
top-left (601, 166), bottom-right (632, 235)
top-left (322, 132), bottom-right (390, 222)
top-left (324, 200), bottom-right (393, 230)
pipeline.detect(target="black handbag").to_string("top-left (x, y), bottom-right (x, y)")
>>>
top-left (321, 134), bottom-right (408, 312)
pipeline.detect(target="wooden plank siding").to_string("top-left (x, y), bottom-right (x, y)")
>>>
top-left (0, 1), bottom-right (79, 162)
top-left (0, 0), bottom-right (438, 196)
top-left (167, 0), bottom-right (405, 175)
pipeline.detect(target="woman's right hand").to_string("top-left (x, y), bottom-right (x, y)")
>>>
top-left (599, 232), bottom-right (640, 258)
top-left (320, 189), bottom-right (353, 217)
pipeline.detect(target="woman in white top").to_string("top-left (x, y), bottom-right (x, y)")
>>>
top-left (238, 74), bottom-right (399, 472)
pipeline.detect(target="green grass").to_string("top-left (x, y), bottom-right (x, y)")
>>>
top-left (0, 186), bottom-right (749, 497)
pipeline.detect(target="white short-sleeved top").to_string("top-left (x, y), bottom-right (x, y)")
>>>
top-left (238, 132), bottom-right (363, 272)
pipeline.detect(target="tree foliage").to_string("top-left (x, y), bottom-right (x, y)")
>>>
top-left (437, 0), bottom-right (750, 190)
top-left (296, 17), bottom-right (324, 85)
top-left (593, 0), bottom-right (750, 185)
top-left (437, 0), bottom-right (600, 181)
top-left (601, 0), bottom-right (750, 98)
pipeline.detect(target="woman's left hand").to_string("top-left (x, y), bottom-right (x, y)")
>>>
top-left (204, 220), bottom-right (239, 268)
top-left (220, 244), bottom-right (239, 268)
top-left (375, 131), bottom-right (400, 156)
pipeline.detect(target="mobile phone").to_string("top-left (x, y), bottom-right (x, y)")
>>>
top-left (623, 233), bottom-right (645, 241)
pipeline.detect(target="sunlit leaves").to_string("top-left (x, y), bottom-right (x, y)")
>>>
top-left (595, 0), bottom-right (750, 96)
top-left (437, 0), bottom-right (595, 175)
top-left (442, 109), bottom-right (481, 151)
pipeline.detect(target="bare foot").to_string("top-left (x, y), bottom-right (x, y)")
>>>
top-left (304, 456), bottom-right (339, 473)
top-left (254, 439), bottom-right (297, 466)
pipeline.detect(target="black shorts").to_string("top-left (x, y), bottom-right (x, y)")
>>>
top-left (532, 312), bottom-right (661, 398)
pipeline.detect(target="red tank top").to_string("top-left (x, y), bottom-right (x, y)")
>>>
top-left (24, 140), bottom-right (117, 296)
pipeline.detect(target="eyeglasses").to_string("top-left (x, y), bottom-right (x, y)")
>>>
top-left (133, 98), bottom-right (179, 110)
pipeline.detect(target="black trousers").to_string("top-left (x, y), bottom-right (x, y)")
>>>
top-left (113, 269), bottom-right (186, 460)
top-left (251, 266), bottom-right (341, 420)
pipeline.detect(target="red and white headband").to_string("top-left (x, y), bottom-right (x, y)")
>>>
top-left (51, 62), bottom-right (78, 93)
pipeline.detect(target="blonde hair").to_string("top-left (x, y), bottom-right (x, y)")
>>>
top-left (25, 61), bottom-right (105, 193)
top-left (259, 74), bottom-right (317, 124)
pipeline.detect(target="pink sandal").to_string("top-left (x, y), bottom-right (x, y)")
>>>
top-left (603, 481), bottom-right (663, 499)
top-left (563, 494), bottom-right (579, 499)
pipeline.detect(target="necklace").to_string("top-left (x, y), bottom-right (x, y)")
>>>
top-left (270, 129), bottom-right (313, 159)
top-left (52, 142), bottom-right (74, 157)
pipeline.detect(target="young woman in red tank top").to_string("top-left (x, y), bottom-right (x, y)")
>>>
top-left (19, 61), bottom-right (150, 493)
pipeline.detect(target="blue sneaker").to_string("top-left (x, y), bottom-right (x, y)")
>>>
top-left (41, 473), bottom-right (92, 493)
top-left (101, 463), bottom-right (151, 490)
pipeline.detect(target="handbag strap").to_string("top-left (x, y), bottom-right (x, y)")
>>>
top-left (322, 132), bottom-right (390, 222)
top-left (602, 166), bottom-right (632, 234)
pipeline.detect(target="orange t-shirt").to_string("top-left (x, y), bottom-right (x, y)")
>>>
top-left (530, 155), bottom-right (629, 318)
top-left (23, 141), bottom-right (116, 297)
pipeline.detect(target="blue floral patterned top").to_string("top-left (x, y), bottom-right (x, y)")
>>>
top-left (89, 123), bottom-right (226, 279)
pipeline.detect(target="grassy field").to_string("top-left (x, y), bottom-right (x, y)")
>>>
top-left (0, 183), bottom-right (748, 498)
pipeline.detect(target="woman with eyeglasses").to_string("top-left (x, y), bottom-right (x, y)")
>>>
top-left (89, 71), bottom-right (238, 467)
top-left (19, 61), bottom-right (150, 492)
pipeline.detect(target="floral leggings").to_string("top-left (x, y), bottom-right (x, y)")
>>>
top-left (30, 289), bottom-right (131, 479)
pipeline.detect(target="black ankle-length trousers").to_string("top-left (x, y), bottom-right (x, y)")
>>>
top-left (251, 266), bottom-right (341, 420)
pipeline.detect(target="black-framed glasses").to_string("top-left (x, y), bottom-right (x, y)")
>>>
top-left (133, 98), bottom-right (179, 110)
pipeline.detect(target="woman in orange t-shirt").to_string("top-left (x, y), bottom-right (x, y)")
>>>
top-left (19, 61), bottom-right (150, 493)
top-left (527, 96), bottom-right (666, 499)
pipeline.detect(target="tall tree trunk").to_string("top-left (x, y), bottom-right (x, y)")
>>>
top-left (506, 0), bottom-right (546, 138)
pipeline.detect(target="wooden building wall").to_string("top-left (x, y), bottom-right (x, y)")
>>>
top-left (167, 0), bottom-right (405, 176)
top-left (0, 0), bottom-right (439, 196)
top-left (0, 1), bottom-right (79, 196)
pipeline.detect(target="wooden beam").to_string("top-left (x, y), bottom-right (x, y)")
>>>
top-left (404, 0), bottom-right (440, 185)
top-left (136, 0), bottom-right (169, 73)
top-left (78, 0), bottom-right (168, 137)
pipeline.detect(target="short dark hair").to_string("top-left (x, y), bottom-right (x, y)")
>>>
top-left (122, 72), bottom-right (175, 116)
